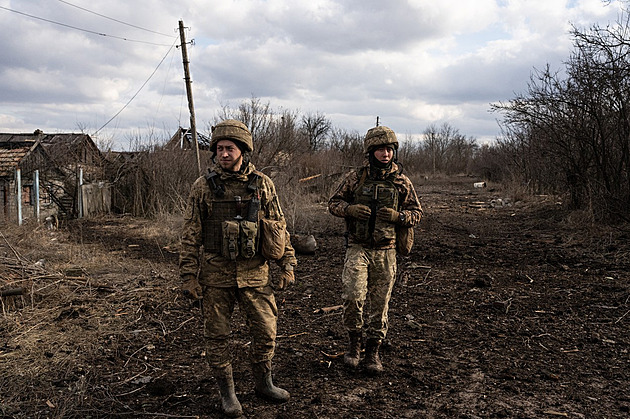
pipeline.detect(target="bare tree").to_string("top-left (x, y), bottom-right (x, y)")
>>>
top-left (493, 9), bottom-right (630, 220)
top-left (326, 128), bottom-right (364, 167)
top-left (422, 122), bottom-right (463, 174)
top-left (301, 112), bottom-right (332, 151)
top-left (445, 133), bottom-right (478, 174)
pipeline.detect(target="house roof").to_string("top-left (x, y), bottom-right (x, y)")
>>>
top-left (0, 130), bottom-right (103, 169)
top-left (38, 133), bottom-right (94, 148)
top-left (0, 131), bottom-right (98, 150)
top-left (0, 133), bottom-right (38, 145)
top-left (0, 140), bottom-right (38, 177)
top-left (165, 127), bottom-right (210, 150)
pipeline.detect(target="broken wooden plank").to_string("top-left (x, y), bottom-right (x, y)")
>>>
top-left (299, 174), bottom-right (322, 182)
top-left (313, 304), bottom-right (343, 314)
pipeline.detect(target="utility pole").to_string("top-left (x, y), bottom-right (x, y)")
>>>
top-left (178, 20), bottom-right (202, 176)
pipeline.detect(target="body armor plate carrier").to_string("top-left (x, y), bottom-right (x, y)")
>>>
top-left (202, 171), bottom-right (262, 259)
top-left (347, 167), bottom-right (399, 247)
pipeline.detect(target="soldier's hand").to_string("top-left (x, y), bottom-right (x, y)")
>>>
top-left (377, 207), bottom-right (400, 224)
top-left (182, 277), bottom-right (202, 300)
top-left (277, 265), bottom-right (295, 290)
top-left (346, 204), bottom-right (371, 220)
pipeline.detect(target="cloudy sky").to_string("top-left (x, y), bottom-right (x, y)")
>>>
top-left (0, 0), bottom-right (624, 150)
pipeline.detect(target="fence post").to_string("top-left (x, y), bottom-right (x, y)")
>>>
top-left (34, 169), bottom-right (40, 222)
top-left (16, 168), bottom-right (22, 226)
top-left (78, 166), bottom-right (83, 219)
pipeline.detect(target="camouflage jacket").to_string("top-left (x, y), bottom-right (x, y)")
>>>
top-left (179, 162), bottom-right (297, 287)
top-left (328, 162), bottom-right (423, 249)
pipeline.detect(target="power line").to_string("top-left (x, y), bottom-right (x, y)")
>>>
top-left (155, 41), bottom-right (180, 121)
top-left (0, 5), bottom-right (175, 46)
top-left (56, 0), bottom-right (174, 38)
top-left (93, 38), bottom-right (179, 136)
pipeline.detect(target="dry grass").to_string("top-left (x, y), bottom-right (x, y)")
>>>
top-left (0, 216), bottom-right (183, 418)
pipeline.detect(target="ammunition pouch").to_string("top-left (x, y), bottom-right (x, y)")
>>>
top-left (221, 220), bottom-right (259, 260)
top-left (395, 225), bottom-right (414, 256)
top-left (240, 220), bottom-right (258, 259)
top-left (222, 221), bottom-right (240, 260)
top-left (260, 219), bottom-right (286, 260)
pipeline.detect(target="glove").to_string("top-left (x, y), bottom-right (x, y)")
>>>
top-left (377, 207), bottom-right (400, 224)
top-left (182, 277), bottom-right (202, 300)
top-left (277, 265), bottom-right (295, 290)
top-left (346, 204), bottom-right (371, 220)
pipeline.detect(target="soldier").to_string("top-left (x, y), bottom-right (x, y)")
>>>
top-left (180, 119), bottom-right (297, 417)
top-left (328, 125), bottom-right (422, 375)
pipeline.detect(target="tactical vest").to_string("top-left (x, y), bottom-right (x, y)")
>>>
top-left (348, 167), bottom-right (399, 246)
top-left (202, 170), bottom-right (262, 259)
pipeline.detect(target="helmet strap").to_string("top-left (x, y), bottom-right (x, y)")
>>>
top-left (239, 151), bottom-right (251, 173)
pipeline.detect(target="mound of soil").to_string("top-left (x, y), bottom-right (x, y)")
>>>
top-left (1, 177), bottom-right (629, 418)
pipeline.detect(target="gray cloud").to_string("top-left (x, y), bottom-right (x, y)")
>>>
top-left (0, 0), bottom-right (622, 149)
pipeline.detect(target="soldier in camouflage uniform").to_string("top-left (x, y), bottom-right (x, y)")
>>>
top-left (328, 125), bottom-right (422, 375)
top-left (180, 119), bottom-right (297, 417)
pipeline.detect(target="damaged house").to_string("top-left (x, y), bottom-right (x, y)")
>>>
top-left (164, 126), bottom-right (210, 151)
top-left (0, 130), bottom-right (109, 224)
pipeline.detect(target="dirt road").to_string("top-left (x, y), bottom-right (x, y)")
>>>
top-left (1, 177), bottom-right (629, 418)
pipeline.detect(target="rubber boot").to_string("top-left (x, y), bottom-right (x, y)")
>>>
top-left (252, 360), bottom-right (290, 403)
top-left (214, 365), bottom-right (243, 418)
top-left (343, 331), bottom-right (362, 368)
top-left (364, 338), bottom-right (384, 375)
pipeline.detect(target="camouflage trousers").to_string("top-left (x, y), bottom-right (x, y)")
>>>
top-left (202, 285), bottom-right (277, 368)
top-left (341, 244), bottom-right (397, 340)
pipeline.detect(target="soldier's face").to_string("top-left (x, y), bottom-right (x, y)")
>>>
top-left (373, 146), bottom-right (394, 164)
top-left (216, 140), bottom-right (243, 172)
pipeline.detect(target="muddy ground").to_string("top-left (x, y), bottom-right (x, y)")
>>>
top-left (1, 177), bottom-right (629, 418)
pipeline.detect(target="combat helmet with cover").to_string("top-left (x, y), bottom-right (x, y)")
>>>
top-left (210, 119), bottom-right (253, 154)
top-left (363, 125), bottom-right (398, 154)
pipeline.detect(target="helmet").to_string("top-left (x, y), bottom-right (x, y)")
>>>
top-left (210, 119), bottom-right (253, 153)
top-left (363, 126), bottom-right (398, 154)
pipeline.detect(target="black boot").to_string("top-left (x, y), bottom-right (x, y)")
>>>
top-left (252, 360), bottom-right (290, 403)
top-left (343, 331), bottom-right (362, 368)
top-left (364, 338), bottom-right (383, 375)
top-left (214, 365), bottom-right (243, 417)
